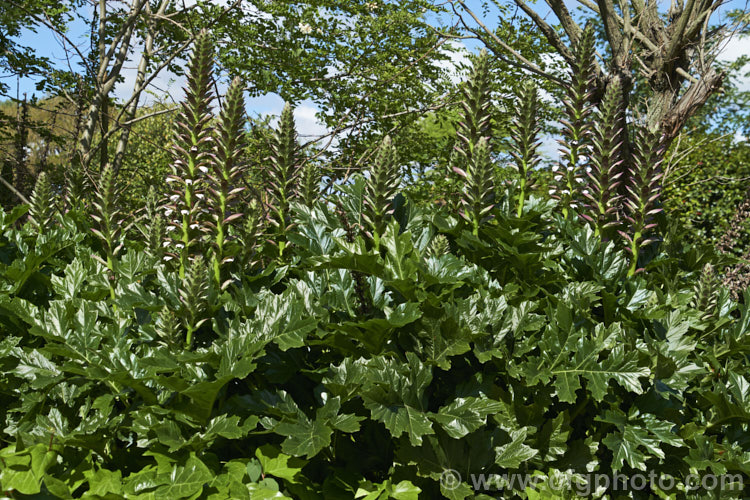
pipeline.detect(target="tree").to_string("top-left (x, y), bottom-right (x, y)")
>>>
top-left (452, 0), bottom-right (748, 147)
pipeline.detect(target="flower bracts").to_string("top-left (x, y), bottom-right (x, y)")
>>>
top-left (554, 24), bottom-right (596, 218)
top-left (510, 82), bottom-right (541, 216)
top-left (266, 103), bottom-right (302, 258)
top-left (166, 32), bottom-right (215, 277)
top-left (455, 49), bottom-right (492, 164)
top-left (456, 137), bottom-right (495, 235)
top-left (452, 49), bottom-right (495, 233)
top-left (363, 136), bottom-right (400, 248)
top-left (580, 81), bottom-right (624, 238)
top-left (620, 127), bottom-right (664, 275)
top-left (29, 172), bottom-right (56, 232)
top-left (207, 76), bottom-right (247, 289)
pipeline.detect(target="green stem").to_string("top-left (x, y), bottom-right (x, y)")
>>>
top-left (627, 231), bottom-right (642, 277)
top-left (185, 325), bottom-right (195, 350)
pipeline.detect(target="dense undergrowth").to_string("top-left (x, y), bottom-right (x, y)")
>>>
top-left (1, 31), bottom-right (750, 500)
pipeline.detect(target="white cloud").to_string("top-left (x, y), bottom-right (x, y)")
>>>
top-left (293, 104), bottom-right (329, 138)
top-left (436, 40), bottom-right (471, 85)
top-left (262, 101), bottom-right (330, 139)
top-left (718, 34), bottom-right (750, 92)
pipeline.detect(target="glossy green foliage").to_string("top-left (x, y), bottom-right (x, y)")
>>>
top-left (0, 168), bottom-right (747, 498)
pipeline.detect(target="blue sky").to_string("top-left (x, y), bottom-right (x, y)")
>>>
top-left (2, 0), bottom-right (749, 139)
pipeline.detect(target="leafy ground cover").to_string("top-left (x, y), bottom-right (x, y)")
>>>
top-left (1, 33), bottom-right (750, 500)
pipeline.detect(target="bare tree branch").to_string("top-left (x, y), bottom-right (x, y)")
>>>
top-left (452, 0), bottom-right (567, 85)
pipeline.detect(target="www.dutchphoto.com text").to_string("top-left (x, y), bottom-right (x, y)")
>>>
top-left (439, 468), bottom-right (744, 495)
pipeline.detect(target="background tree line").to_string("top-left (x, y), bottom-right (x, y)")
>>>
top-left (1, 0), bottom-right (749, 272)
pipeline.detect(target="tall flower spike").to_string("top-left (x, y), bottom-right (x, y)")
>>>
top-left (620, 127), bottom-right (664, 275)
top-left (168, 31), bottom-right (215, 277)
top-left (450, 50), bottom-right (493, 216)
top-left (240, 198), bottom-right (265, 269)
top-left (363, 136), bottom-right (400, 249)
top-left (181, 255), bottom-right (209, 349)
top-left (90, 164), bottom-right (127, 302)
top-left (509, 81), bottom-right (541, 217)
top-left (29, 172), bottom-right (56, 232)
top-left (137, 186), bottom-right (165, 256)
top-left (455, 49), bottom-right (493, 164)
top-left (427, 234), bottom-right (449, 258)
top-left (554, 24), bottom-right (596, 218)
top-left (266, 103), bottom-right (302, 257)
top-left (298, 160), bottom-right (322, 209)
top-left (155, 306), bottom-right (181, 351)
top-left (580, 81), bottom-right (624, 238)
top-left (456, 137), bottom-right (495, 235)
top-left (207, 76), bottom-right (247, 289)
top-left (690, 263), bottom-right (719, 320)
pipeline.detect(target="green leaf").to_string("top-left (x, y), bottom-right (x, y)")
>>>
top-left (152, 454), bottom-right (213, 499)
top-left (276, 416), bottom-right (333, 459)
top-left (494, 428), bottom-right (538, 469)
top-left (433, 397), bottom-right (505, 439)
top-left (361, 354), bottom-right (434, 446)
top-left (255, 445), bottom-right (308, 482)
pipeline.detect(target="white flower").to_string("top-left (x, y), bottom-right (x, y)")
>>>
top-left (181, 209), bottom-right (189, 215)
top-left (163, 255), bottom-right (173, 261)
top-left (169, 195), bottom-right (180, 202)
top-left (224, 257), bottom-right (235, 263)
top-left (185, 179), bottom-right (193, 185)
top-left (551, 165), bottom-right (560, 172)
top-left (196, 193), bottom-right (205, 200)
top-left (198, 166), bottom-right (209, 174)
top-left (166, 177), bottom-right (177, 183)
top-left (553, 175), bottom-right (563, 181)
top-left (176, 243), bottom-right (185, 249)
top-left (166, 226), bottom-right (177, 232)
top-left (190, 223), bottom-right (200, 230)
top-left (566, 165), bottom-right (574, 171)
top-left (582, 189), bottom-right (590, 195)
top-left (366, 1), bottom-right (377, 10)
top-left (164, 208), bottom-right (174, 217)
top-left (561, 189), bottom-right (570, 195)
top-left (162, 241), bottom-right (171, 248)
top-left (298, 22), bottom-right (312, 34)
top-left (586, 166), bottom-right (592, 173)
top-left (548, 188), bottom-right (556, 195)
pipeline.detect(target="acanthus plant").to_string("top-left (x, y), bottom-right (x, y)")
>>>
top-left (28, 172), bottom-right (56, 233)
top-left (206, 76), bottom-right (247, 290)
top-left (553, 24), bottom-right (596, 219)
top-left (239, 198), bottom-right (266, 269)
top-left (180, 254), bottom-right (210, 349)
top-left (134, 185), bottom-right (166, 257)
top-left (454, 49), bottom-right (492, 165)
top-left (362, 135), bottom-right (400, 250)
top-left (451, 49), bottom-right (495, 235)
top-left (691, 263), bottom-right (719, 321)
top-left (456, 136), bottom-right (495, 235)
top-left (298, 158), bottom-right (323, 209)
top-left (266, 103), bottom-right (303, 260)
top-left (165, 31), bottom-right (215, 277)
top-left (509, 81), bottom-right (541, 217)
top-left (619, 127), bottom-right (664, 275)
top-left (580, 81), bottom-right (624, 238)
top-left (90, 164), bottom-right (129, 303)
